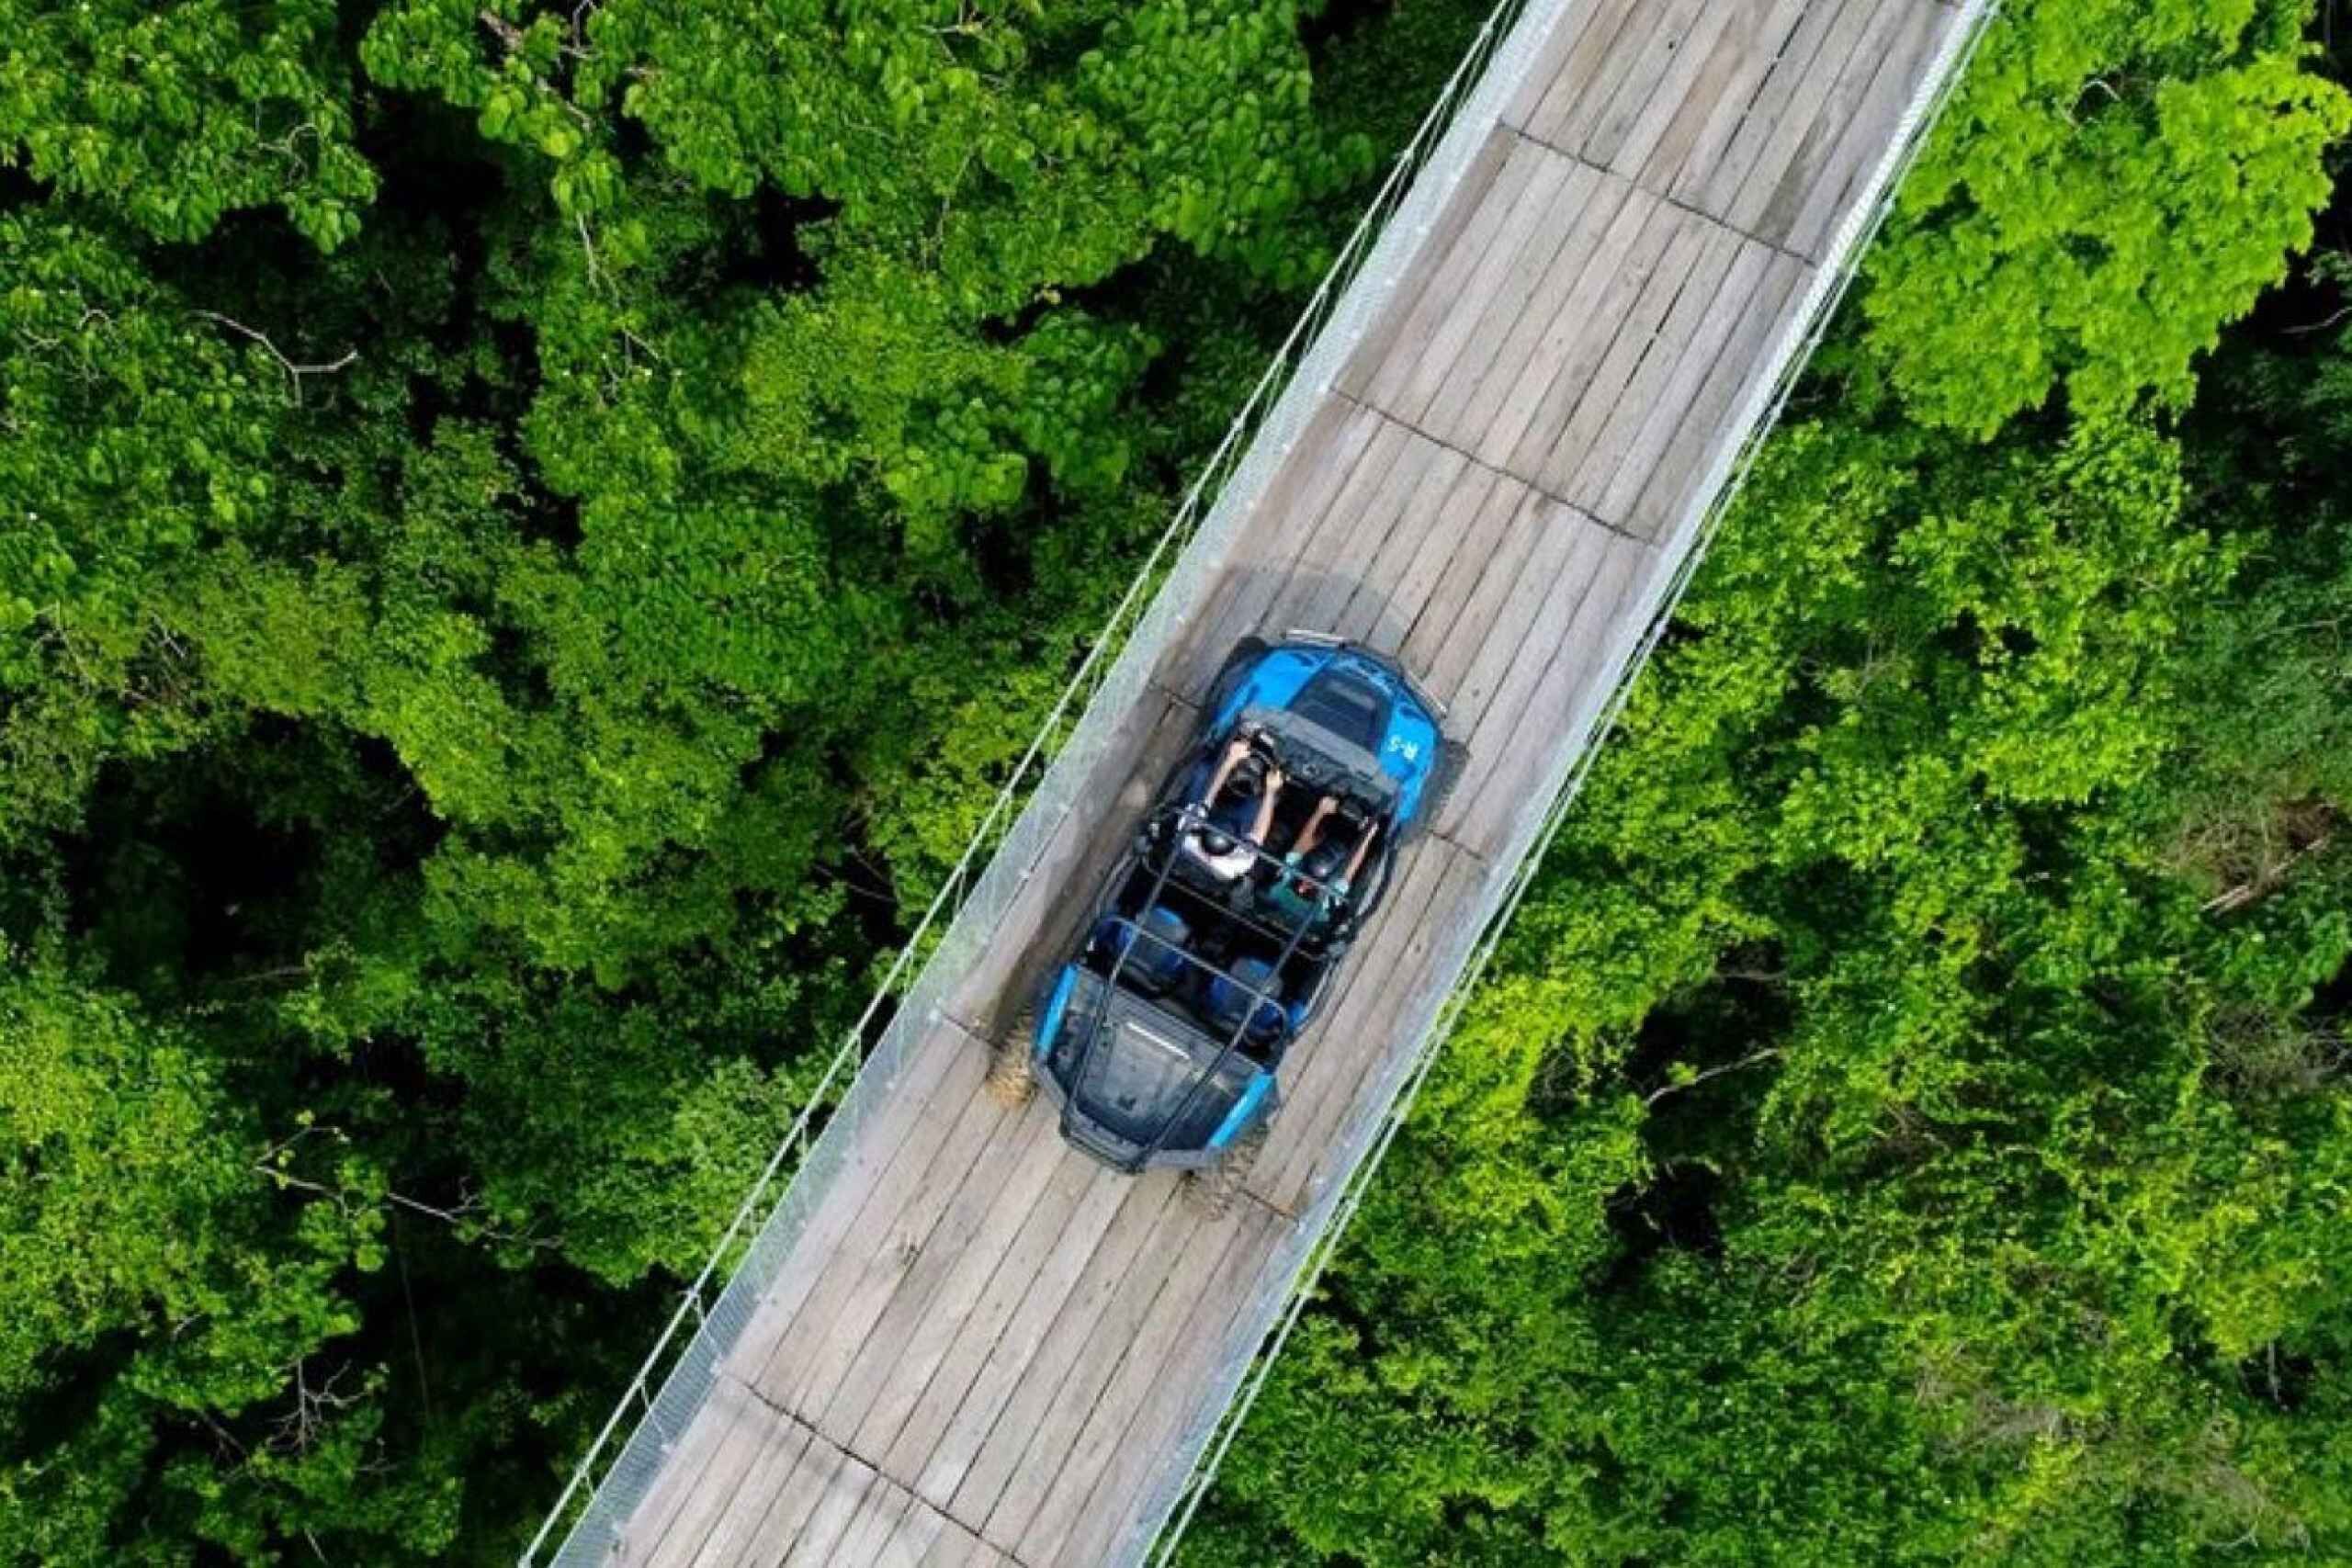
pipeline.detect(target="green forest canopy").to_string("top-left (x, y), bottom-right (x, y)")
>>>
top-left (1, 0), bottom-right (2348, 1563)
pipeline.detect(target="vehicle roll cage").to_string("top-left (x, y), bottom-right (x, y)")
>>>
top-left (1061, 802), bottom-right (1338, 1168)
top-left (1155, 800), bottom-right (1363, 945)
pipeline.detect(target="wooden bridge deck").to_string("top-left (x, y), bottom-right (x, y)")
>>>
top-left (601, 0), bottom-right (1973, 1562)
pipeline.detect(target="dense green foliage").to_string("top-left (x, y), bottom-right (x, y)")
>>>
top-left (0, 0), bottom-right (1464, 1559)
top-left (4, 0), bottom-right (2349, 1562)
top-left (1182, 2), bottom-right (2352, 1563)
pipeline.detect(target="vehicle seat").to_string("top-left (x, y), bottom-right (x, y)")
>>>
top-left (1104, 905), bottom-right (1191, 995)
top-left (1203, 955), bottom-right (1287, 1055)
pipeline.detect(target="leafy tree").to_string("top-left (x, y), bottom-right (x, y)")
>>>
top-left (0, 0), bottom-right (378, 248)
top-left (1862, 0), bottom-right (2351, 434)
top-left (0, 0), bottom-right (1478, 1558)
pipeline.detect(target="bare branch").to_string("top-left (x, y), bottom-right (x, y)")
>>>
top-left (2202, 833), bottom-right (2335, 914)
top-left (254, 1141), bottom-right (563, 1252)
top-left (192, 311), bottom-right (357, 404)
top-left (266, 1359), bottom-right (363, 1456)
top-left (1643, 1047), bottom-right (1785, 1109)
top-left (2286, 304), bottom-right (2352, 337)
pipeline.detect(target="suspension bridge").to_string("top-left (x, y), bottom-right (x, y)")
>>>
top-left (526, 0), bottom-right (1994, 1562)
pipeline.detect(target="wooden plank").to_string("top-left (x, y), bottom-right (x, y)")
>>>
top-left (630, 1379), bottom-right (769, 1566)
top-left (1384, 147), bottom-right (1592, 425)
top-left (918, 1524), bottom-right (1012, 1568)
top-left (1441, 158), bottom-right (1636, 444)
top-left (1504, 0), bottom-right (1630, 129)
top-left (833, 1484), bottom-right (916, 1568)
top-left (1174, 404), bottom-right (1402, 694)
top-left (1409, 485), bottom-right (1553, 706)
top-left (1446, 514), bottom-right (1619, 784)
top-left (1163, 400), bottom-right (1385, 696)
top-left (1240, 415), bottom-right (1428, 647)
top-left (1589, 236), bottom-right (1776, 529)
top-left (726, 1434), bottom-right (846, 1568)
top-left (942, 1179), bottom-right (1195, 1526)
top-left (638, 1389), bottom-right (801, 1568)
top-left (1625, 250), bottom-right (1809, 539)
top-left (739, 1042), bottom-right (1001, 1412)
top-left (875, 1492), bottom-right (950, 1568)
top-left (1607, 0), bottom-right (1747, 179)
top-left (1358, 136), bottom-right (1553, 414)
top-left (1578, 0), bottom-right (1714, 169)
top-left (876, 1156), bottom-right (1132, 1483)
top-left (1338, 457), bottom-right (1504, 653)
top-left (1026, 1206), bottom-right (1285, 1567)
top-left (818, 1100), bottom-right (1069, 1441)
top-left (1335, 130), bottom-right (1515, 401)
top-left (1453, 542), bottom-right (1650, 857)
top-left (1480, 186), bottom-right (1677, 478)
top-left (720, 1012), bottom-right (978, 1386)
top-left (1683, 0), bottom-right (1859, 219)
top-left (918, 1177), bottom-right (1182, 1508)
top-left (1725, 0), bottom-right (1905, 246)
top-left (1640, 0), bottom-right (1815, 198)
top-left (1429, 498), bottom-right (1596, 738)
top-left (1392, 472), bottom-right (1543, 682)
top-left (757, 1064), bottom-right (1014, 1418)
top-left (1401, 156), bottom-right (1604, 433)
top-left (1278, 439), bottom-right (1468, 640)
top-left (631, 1013), bottom-right (969, 1562)
top-left (852, 1141), bottom-right (1097, 1461)
top-left (786, 1449), bottom-right (879, 1565)
top-left (1562, 223), bottom-right (1753, 517)
top-left (1780, 0), bottom-right (1946, 258)
top-left (1529, 208), bottom-right (1713, 497)
top-left (687, 1405), bottom-right (815, 1568)
top-left (1517, 0), bottom-right (1646, 149)
top-left (978, 1205), bottom-right (1269, 1551)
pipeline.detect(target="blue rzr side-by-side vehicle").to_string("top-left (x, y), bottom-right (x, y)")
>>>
top-left (988, 633), bottom-right (1466, 1214)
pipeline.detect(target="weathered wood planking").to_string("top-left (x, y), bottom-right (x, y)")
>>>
top-left (594, 0), bottom-right (1968, 1563)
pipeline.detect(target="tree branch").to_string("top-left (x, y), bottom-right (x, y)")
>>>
top-left (1643, 1047), bottom-right (1786, 1108)
top-left (192, 311), bottom-right (356, 404)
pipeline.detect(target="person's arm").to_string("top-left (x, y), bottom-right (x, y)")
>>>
top-left (1339, 821), bottom-right (1379, 887)
top-left (1197, 735), bottom-right (1250, 807)
top-left (1290, 796), bottom-right (1338, 863)
top-left (1248, 767), bottom-right (1283, 845)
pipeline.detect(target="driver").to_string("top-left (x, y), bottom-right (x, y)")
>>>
top-left (1182, 728), bottom-right (1285, 883)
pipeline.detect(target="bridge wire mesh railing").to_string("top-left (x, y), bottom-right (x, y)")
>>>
top-left (521, 1), bottom-right (1548, 1558)
top-left (1137, 0), bottom-right (2004, 1561)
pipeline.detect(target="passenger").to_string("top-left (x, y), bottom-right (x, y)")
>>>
top-left (1261, 796), bottom-right (1377, 934)
top-left (1182, 729), bottom-right (1283, 883)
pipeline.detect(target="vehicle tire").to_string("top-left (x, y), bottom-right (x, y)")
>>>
top-left (1204, 635), bottom-right (1271, 716)
top-left (987, 1005), bottom-right (1039, 1108)
top-left (1418, 739), bottom-right (1471, 835)
top-left (1182, 1122), bottom-right (1269, 1219)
